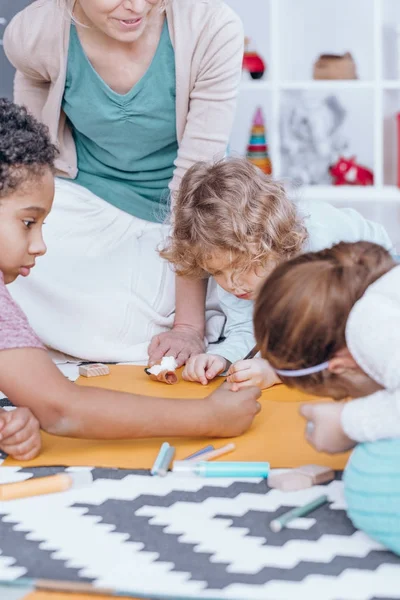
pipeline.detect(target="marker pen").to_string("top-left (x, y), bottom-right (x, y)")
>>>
top-left (151, 442), bottom-right (170, 476)
top-left (173, 461), bottom-right (269, 478)
top-left (0, 471), bottom-right (93, 501)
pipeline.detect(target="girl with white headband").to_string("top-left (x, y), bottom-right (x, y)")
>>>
top-left (254, 240), bottom-right (400, 555)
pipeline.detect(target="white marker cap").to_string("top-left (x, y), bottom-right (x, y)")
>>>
top-left (69, 471), bottom-right (94, 489)
top-left (172, 461), bottom-right (197, 476)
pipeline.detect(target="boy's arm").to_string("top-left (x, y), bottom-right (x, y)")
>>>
top-left (207, 287), bottom-right (255, 365)
top-left (0, 348), bottom-right (260, 439)
top-left (341, 389), bottom-right (400, 442)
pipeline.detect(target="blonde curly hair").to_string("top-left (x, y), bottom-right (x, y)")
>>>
top-left (161, 158), bottom-right (308, 279)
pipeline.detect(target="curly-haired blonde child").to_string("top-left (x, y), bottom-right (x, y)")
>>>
top-left (161, 158), bottom-right (392, 389)
top-left (253, 241), bottom-right (400, 555)
top-left (0, 99), bottom-right (260, 452)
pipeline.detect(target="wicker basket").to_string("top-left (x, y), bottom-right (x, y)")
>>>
top-left (313, 52), bottom-right (357, 80)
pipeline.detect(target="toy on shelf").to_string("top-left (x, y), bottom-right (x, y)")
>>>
top-left (330, 156), bottom-right (374, 186)
top-left (280, 92), bottom-right (348, 185)
top-left (313, 52), bottom-right (357, 80)
top-left (246, 107), bottom-right (272, 175)
top-left (242, 37), bottom-right (266, 80)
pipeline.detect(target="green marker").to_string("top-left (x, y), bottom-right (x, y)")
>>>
top-left (270, 494), bottom-right (329, 532)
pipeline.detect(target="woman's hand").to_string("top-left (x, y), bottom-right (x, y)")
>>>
top-left (227, 358), bottom-right (280, 391)
top-left (182, 354), bottom-right (228, 385)
top-left (300, 402), bottom-right (356, 454)
top-left (148, 324), bottom-right (205, 368)
top-left (0, 407), bottom-right (41, 461)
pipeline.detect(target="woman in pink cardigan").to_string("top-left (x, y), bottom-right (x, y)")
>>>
top-left (3, 0), bottom-right (243, 365)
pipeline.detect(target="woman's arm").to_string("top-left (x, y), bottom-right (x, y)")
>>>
top-left (3, 15), bottom-right (50, 120)
top-left (148, 6), bottom-right (244, 365)
top-left (169, 5), bottom-right (244, 195)
top-left (0, 348), bottom-right (261, 439)
top-left (148, 277), bottom-right (207, 366)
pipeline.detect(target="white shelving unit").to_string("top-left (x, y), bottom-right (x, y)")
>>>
top-left (226, 0), bottom-right (400, 245)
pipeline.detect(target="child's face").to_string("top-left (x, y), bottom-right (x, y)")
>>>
top-left (205, 251), bottom-right (274, 301)
top-left (325, 367), bottom-right (383, 401)
top-left (0, 169), bottom-right (54, 284)
top-left (299, 361), bottom-right (383, 402)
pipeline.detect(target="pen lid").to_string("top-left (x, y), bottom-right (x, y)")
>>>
top-left (68, 471), bottom-right (94, 489)
top-left (172, 461), bottom-right (197, 476)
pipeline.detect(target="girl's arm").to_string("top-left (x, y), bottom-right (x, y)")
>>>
top-left (0, 348), bottom-right (261, 439)
top-left (341, 390), bottom-right (400, 442)
top-left (300, 390), bottom-right (400, 455)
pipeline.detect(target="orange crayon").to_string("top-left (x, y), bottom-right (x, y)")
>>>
top-left (0, 471), bottom-right (93, 501)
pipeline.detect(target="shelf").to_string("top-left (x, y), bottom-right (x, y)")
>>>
top-left (241, 80), bottom-right (400, 93)
top-left (295, 185), bottom-right (400, 203)
top-left (383, 80), bottom-right (400, 89)
top-left (280, 80), bottom-right (375, 90)
top-left (240, 80), bottom-right (272, 92)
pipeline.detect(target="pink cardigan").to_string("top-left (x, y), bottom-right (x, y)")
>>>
top-left (4, 0), bottom-right (243, 194)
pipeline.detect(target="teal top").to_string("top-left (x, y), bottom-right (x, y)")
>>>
top-left (62, 20), bottom-right (178, 222)
top-left (344, 439), bottom-right (400, 555)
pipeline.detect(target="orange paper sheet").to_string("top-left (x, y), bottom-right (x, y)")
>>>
top-left (5, 366), bottom-right (349, 470)
top-left (26, 593), bottom-right (125, 600)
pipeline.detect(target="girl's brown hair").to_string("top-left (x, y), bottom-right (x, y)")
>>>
top-left (254, 241), bottom-right (395, 393)
top-left (161, 158), bottom-right (308, 279)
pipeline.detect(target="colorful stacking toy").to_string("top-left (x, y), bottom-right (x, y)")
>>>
top-left (246, 107), bottom-right (272, 175)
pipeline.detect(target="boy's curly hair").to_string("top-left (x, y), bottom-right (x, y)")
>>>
top-left (0, 98), bottom-right (58, 197)
top-left (160, 158), bottom-right (308, 278)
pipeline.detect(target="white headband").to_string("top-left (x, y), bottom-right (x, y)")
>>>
top-left (275, 361), bottom-right (330, 377)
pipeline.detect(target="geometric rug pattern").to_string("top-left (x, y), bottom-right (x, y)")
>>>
top-left (0, 466), bottom-right (399, 600)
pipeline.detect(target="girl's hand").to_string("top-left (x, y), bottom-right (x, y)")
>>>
top-left (148, 325), bottom-right (205, 368)
top-left (300, 402), bottom-right (356, 454)
top-left (183, 354), bottom-right (228, 385)
top-left (227, 358), bottom-right (280, 391)
top-left (0, 407), bottom-right (41, 460)
top-left (206, 382), bottom-right (261, 437)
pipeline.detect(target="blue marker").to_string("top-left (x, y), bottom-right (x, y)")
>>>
top-left (184, 445), bottom-right (214, 460)
top-left (173, 461), bottom-right (270, 478)
top-left (151, 442), bottom-right (170, 476)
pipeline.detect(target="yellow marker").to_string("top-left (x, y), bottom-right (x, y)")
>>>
top-left (187, 443), bottom-right (236, 462)
top-left (0, 472), bottom-right (93, 501)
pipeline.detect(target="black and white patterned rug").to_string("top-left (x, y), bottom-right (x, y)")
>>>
top-left (0, 466), bottom-right (399, 600)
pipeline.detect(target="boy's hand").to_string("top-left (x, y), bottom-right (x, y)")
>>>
top-left (206, 382), bottom-right (262, 437)
top-left (0, 407), bottom-right (41, 461)
top-left (300, 402), bottom-right (356, 454)
top-left (148, 325), bottom-right (205, 368)
top-left (227, 358), bottom-right (280, 391)
top-left (183, 354), bottom-right (228, 385)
